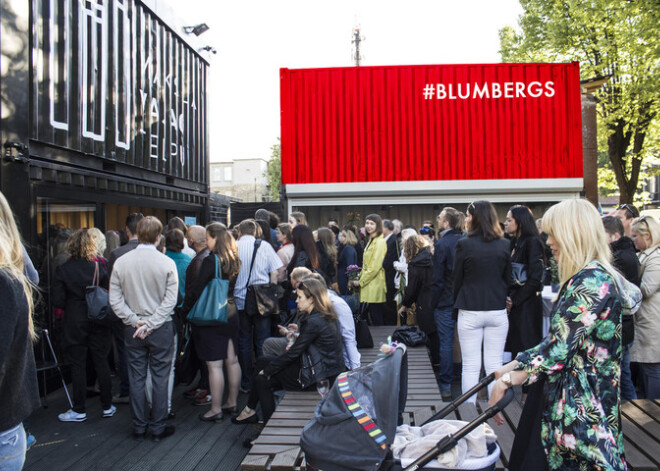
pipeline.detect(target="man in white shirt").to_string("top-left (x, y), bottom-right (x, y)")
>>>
top-left (234, 219), bottom-right (283, 391)
top-left (109, 216), bottom-right (178, 441)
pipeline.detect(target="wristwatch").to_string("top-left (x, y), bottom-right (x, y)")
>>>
top-left (500, 373), bottom-right (513, 389)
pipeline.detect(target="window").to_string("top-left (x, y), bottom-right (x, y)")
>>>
top-left (213, 167), bottom-right (222, 182)
top-left (224, 166), bottom-right (232, 181)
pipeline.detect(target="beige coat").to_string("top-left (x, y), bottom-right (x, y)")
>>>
top-left (631, 246), bottom-right (660, 363)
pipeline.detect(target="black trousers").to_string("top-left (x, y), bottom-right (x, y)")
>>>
top-left (381, 300), bottom-right (398, 326)
top-left (64, 322), bottom-right (113, 413)
top-left (247, 357), bottom-right (304, 423)
top-left (368, 303), bottom-right (386, 326)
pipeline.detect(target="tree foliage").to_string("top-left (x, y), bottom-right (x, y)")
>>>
top-left (500, 1), bottom-right (660, 203)
top-left (265, 139), bottom-right (281, 201)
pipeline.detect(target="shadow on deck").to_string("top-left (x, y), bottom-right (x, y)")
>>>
top-left (24, 380), bottom-right (255, 471)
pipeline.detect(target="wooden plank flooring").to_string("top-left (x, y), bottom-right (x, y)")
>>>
top-left (242, 326), bottom-right (442, 470)
top-left (23, 326), bottom-right (660, 470)
top-left (24, 379), bottom-right (255, 471)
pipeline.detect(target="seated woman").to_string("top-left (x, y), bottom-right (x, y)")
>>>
top-left (232, 276), bottom-right (346, 425)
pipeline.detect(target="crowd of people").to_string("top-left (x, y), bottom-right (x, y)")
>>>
top-left (2, 191), bottom-right (660, 470)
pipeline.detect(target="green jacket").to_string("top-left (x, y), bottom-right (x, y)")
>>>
top-left (359, 235), bottom-right (387, 303)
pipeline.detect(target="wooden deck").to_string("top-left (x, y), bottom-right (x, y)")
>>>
top-left (241, 326), bottom-right (660, 471)
top-left (241, 326), bottom-right (444, 470)
top-left (24, 378), bottom-right (255, 471)
top-left (23, 325), bottom-right (660, 470)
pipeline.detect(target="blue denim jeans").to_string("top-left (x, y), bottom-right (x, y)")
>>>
top-left (238, 311), bottom-right (272, 391)
top-left (640, 362), bottom-right (660, 400)
top-left (0, 424), bottom-right (26, 471)
top-left (620, 343), bottom-right (637, 401)
top-left (433, 307), bottom-right (455, 394)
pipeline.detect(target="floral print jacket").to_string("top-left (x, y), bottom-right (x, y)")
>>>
top-left (515, 262), bottom-right (628, 471)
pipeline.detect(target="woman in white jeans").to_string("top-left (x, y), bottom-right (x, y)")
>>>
top-left (453, 201), bottom-right (512, 403)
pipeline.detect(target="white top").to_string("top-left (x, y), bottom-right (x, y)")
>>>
top-left (234, 235), bottom-right (283, 310)
top-left (182, 238), bottom-right (196, 259)
top-left (328, 290), bottom-right (361, 369)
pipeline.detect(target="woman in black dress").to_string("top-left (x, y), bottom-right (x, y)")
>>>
top-left (180, 222), bottom-right (241, 422)
top-left (504, 206), bottom-right (544, 362)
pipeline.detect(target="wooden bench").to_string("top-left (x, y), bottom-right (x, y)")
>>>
top-left (242, 327), bottom-right (660, 471)
top-left (241, 326), bottom-right (440, 470)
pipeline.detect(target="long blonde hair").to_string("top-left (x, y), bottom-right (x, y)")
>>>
top-left (87, 227), bottom-right (106, 257)
top-left (0, 192), bottom-right (36, 340)
top-left (542, 199), bottom-right (612, 284)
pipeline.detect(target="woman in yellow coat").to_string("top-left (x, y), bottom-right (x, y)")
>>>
top-left (359, 214), bottom-right (388, 325)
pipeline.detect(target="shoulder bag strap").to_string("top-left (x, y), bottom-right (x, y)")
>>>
top-left (244, 239), bottom-right (262, 289)
top-left (92, 261), bottom-right (99, 286)
top-left (215, 254), bottom-right (222, 280)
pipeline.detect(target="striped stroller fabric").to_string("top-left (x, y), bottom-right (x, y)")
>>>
top-left (337, 373), bottom-right (387, 450)
top-left (300, 344), bottom-right (408, 471)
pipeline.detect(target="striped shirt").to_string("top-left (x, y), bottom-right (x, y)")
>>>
top-left (234, 235), bottom-right (283, 310)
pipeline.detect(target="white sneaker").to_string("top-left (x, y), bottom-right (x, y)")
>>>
top-left (103, 405), bottom-right (117, 418)
top-left (58, 409), bottom-right (87, 422)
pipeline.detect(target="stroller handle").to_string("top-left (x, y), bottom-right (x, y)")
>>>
top-left (403, 388), bottom-right (514, 471)
top-left (422, 372), bottom-right (496, 426)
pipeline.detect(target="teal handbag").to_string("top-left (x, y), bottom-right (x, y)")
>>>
top-left (186, 255), bottom-right (229, 326)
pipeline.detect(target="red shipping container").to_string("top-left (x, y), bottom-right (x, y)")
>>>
top-left (280, 63), bottom-right (583, 186)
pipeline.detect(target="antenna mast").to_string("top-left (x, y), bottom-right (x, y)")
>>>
top-left (352, 26), bottom-right (364, 66)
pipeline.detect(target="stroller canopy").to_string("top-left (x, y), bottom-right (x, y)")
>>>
top-left (301, 344), bottom-right (408, 471)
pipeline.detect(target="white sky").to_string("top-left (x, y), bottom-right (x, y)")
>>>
top-left (172, 0), bottom-right (523, 163)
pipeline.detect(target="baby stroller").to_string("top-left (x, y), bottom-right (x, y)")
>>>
top-left (300, 344), bottom-right (514, 471)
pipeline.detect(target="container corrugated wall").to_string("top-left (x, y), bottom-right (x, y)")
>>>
top-left (30, 0), bottom-right (207, 184)
top-left (280, 63), bottom-right (582, 185)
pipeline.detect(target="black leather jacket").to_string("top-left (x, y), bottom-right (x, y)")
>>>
top-left (263, 310), bottom-right (346, 382)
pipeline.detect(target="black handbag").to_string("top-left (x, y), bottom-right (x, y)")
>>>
top-left (85, 262), bottom-right (114, 324)
top-left (354, 303), bottom-right (374, 349)
top-left (244, 240), bottom-right (279, 317)
top-left (246, 283), bottom-right (279, 316)
top-left (511, 262), bottom-right (528, 286)
top-left (391, 325), bottom-right (428, 347)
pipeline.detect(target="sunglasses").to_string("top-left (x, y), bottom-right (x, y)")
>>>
top-left (617, 204), bottom-right (639, 218)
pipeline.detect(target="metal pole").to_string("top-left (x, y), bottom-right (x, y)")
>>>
top-left (44, 329), bottom-right (74, 409)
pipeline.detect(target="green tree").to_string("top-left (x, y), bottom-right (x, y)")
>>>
top-left (499, 1), bottom-right (660, 204)
top-left (265, 139), bottom-right (281, 201)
